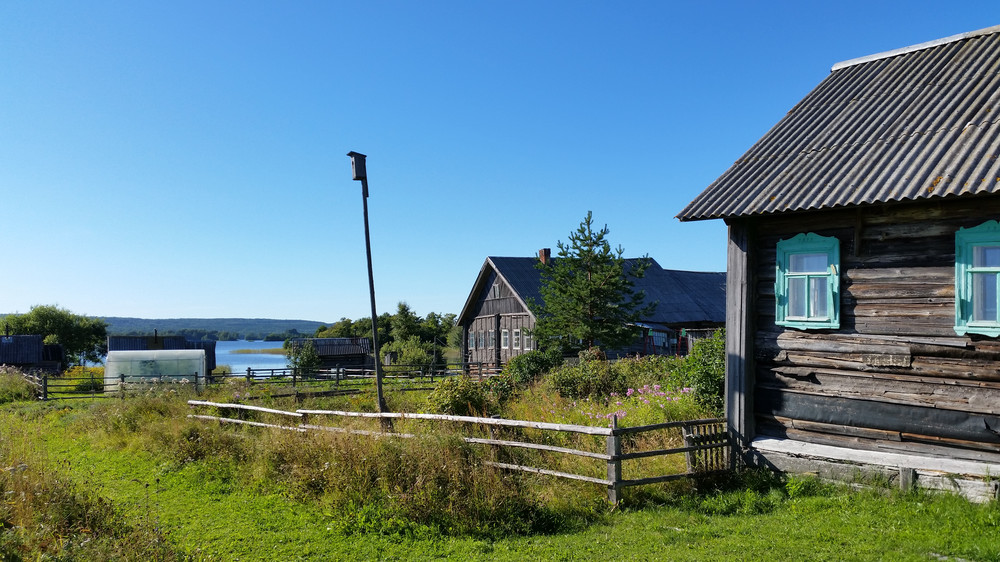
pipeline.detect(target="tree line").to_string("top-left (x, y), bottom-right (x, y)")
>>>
top-left (287, 303), bottom-right (459, 372)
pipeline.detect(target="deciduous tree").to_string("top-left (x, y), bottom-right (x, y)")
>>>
top-left (4, 305), bottom-right (107, 366)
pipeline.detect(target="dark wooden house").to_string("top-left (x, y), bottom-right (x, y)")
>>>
top-left (458, 249), bottom-right (725, 367)
top-left (679, 25), bottom-right (1000, 499)
top-left (286, 337), bottom-right (372, 369)
top-left (0, 335), bottom-right (63, 372)
top-left (107, 335), bottom-right (217, 373)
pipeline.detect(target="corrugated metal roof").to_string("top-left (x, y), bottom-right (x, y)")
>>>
top-left (0, 335), bottom-right (43, 365)
top-left (290, 337), bottom-right (370, 357)
top-left (678, 25), bottom-right (1000, 222)
top-left (459, 256), bottom-right (725, 326)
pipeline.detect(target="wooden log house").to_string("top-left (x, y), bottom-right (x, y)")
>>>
top-left (679, 25), bottom-right (1000, 499)
top-left (457, 249), bottom-right (725, 368)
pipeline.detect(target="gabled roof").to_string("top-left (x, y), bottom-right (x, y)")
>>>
top-left (679, 25), bottom-right (1000, 222)
top-left (457, 256), bottom-right (725, 327)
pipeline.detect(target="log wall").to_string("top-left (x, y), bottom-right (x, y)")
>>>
top-left (463, 272), bottom-right (534, 366)
top-left (749, 196), bottom-right (1000, 462)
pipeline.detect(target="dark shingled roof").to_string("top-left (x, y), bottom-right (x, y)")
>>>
top-left (679, 25), bottom-right (1000, 222)
top-left (459, 256), bottom-right (725, 327)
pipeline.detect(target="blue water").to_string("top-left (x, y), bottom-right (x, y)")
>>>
top-left (215, 340), bottom-right (289, 374)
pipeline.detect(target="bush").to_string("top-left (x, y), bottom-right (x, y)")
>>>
top-left (482, 373), bottom-right (518, 406)
top-left (0, 368), bottom-right (36, 404)
top-left (502, 349), bottom-right (563, 386)
top-left (547, 360), bottom-right (622, 399)
top-left (678, 330), bottom-right (725, 415)
top-left (426, 376), bottom-right (489, 416)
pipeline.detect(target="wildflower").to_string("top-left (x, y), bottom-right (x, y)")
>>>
top-left (626, 388), bottom-right (634, 397)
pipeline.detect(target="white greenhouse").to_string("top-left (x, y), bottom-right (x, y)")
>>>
top-left (105, 349), bottom-right (207, 390)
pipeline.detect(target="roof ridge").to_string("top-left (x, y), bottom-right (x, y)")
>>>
top-left (832, 25), bottom-right (1000, 72)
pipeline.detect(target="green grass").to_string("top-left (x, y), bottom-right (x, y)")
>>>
top-left (10, 406), bottom-right (1000, 561)
top-left (2, 370), bottom-right (1000, 560)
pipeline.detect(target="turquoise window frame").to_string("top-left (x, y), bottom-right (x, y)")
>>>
top-left (775, 233), bottom-right (840, 330)
top-left (955, 220), bottom-right (1000, 337)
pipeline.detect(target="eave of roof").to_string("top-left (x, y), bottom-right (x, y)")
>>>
top-left (678, 25), bottom-right (1000, 222)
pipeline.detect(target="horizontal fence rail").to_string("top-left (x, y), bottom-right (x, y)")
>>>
top-left (187, 400), bottom-right (729, 502)
top-left (16, 362), bottom-right (507, 401)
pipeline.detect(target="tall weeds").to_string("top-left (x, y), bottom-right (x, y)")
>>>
top-left (0, 408), bottom-right (184, 560)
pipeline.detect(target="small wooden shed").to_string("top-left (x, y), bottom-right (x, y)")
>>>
top-left (679, 25), bottom-right (1000, 499)
top-left (286, 337), bottom-right (372, 369)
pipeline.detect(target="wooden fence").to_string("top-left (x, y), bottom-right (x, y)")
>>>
top-left (19, 363), bottom-right (504, 401)
top-left (186, 399), bottom-right (729, 503)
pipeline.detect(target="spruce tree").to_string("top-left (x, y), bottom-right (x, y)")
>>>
top-left (531, 212), bottom-right (654, 353)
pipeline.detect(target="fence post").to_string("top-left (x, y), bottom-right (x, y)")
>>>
top-left (682, 422), bottom-right (696, 474)
top-left (292, 368), bottom-right (297, 389)
top-left (120, 374), bottom-right (126, 399)
top-left (42, 375), bottom-right (48, 401)
top-left (607, 415), bottom-right (621, 504)
top-left (246, 367), bottom-right (252, 384)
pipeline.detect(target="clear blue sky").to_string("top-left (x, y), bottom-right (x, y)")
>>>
top-left (2, 2), bottom-right (996, 322)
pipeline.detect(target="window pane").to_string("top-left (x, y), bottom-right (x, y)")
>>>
top-left (789, 253), bottom-right (828, 273)
top-left (788, 277), bottom-right (807, 317)
top-left (973, 272), bottom-right (998, 322)
top-left (974, 246), bottom-right (1000, 268)
top-left (810, 277), bottom-right (829, 318)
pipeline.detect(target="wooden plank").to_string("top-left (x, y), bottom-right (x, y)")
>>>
top-left (620, 440), bottom-right (729, 461)
top-left (187, 414), bottom-right (306, 431)
top-left (726, 220), bottom-right (756, 452)
top-left (463, 437), bottom-right (611, 460)
top-left (485, 461), bottom-right (612, 486)
top-left (619, 472), bottom-right (699, 487)
top-left (188, 400), bottom-right (304, 418)
top-left (771, 332), bottom-right (911, 356)
top-left (296, 409), bottom-right (614, 435)
top-left (299, 423), bottom-right (415, 439)
top-left (613, 417), bottom-right (725, 436)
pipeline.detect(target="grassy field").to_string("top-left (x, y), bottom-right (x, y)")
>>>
top-left (3, 348), bottom-right (1000, 561)
top-left (2, 390), bottom-right (1000, 560)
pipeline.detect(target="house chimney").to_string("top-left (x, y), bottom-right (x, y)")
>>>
top-left (539, 248), bottom-right (551, 265)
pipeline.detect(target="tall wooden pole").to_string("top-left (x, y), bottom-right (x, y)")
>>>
top-left (348, 152), bottom-right (389, 418)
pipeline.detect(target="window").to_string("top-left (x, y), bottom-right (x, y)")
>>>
top-left (468, 331), bottom-right (474, 350)
top-left (523, 332), bottom-right (532, 351)
top-left (478, 331), bottom-right (485, 349)
top-left (488, 330), bottom-right (496, 348)
top-left (775, 233), bottom-right (840, 329)
top-left (955, 220), bottom-right (1000, 336)
top-left (513, 329), bottom-right (521, 350)
top-left (501, 329), bottom-right (509, 349)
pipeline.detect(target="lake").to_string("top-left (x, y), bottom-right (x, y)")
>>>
top-left (215, 340), bottom-right (289, 374)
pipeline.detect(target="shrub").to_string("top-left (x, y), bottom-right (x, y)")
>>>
top-left (0, 368), bottom-right (36, 404)
top-left (577, 347), bottom-right (606, 362)
top-left (502, 349), bottom-right (562, 386)
top-left (679, 329), bottom-right (725, 415)
top-left (426, 375), bottom-right (489, 416)
top-left (482, 373), bottom-right (518, 407)
top-left (547, 360), bottom-right (622, 399)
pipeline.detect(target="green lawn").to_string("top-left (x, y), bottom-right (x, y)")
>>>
top-left (6, 399), bottom-right (998, 561)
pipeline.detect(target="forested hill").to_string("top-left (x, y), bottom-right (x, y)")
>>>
top-left (98, 317), bottom-right (331, 340)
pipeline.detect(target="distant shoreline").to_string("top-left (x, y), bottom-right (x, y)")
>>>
top-left (230, 348), bottom-right (286, 355)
